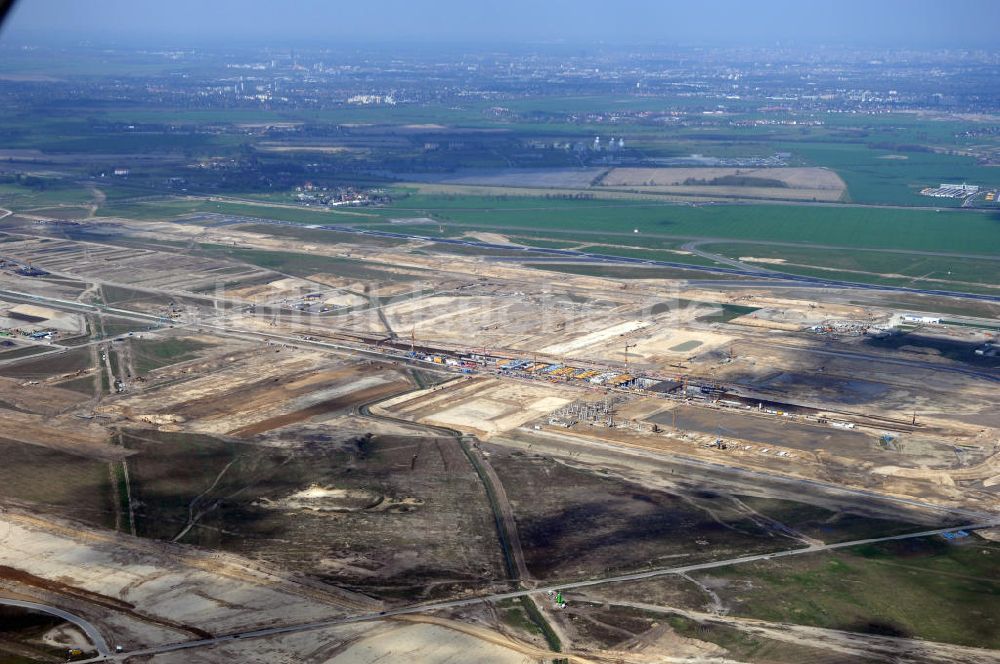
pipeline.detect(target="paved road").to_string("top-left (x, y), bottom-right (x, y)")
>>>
top-left (161, 189), bottom-right (999, 216)
top-left (0, 598), bottom-right (111, 655)
top-left (74, 519), bottom-right (997, 663)
top-left (680, 240), bottom-right (773, 273)
top-left (681, 237), bottom-right (1000, 262)
top-left (0, 287), bottom-right (429, 371)
top-left (680, 239), bottom-right (1000, 296)
top-left (4, 263), bottom-right (996, 660)
top-left (10, 282), bottom-right (987, 511)
top-left (11, 283), bottom-right (994, 523)
top-left (205, 215), bottom-right (1000, 303)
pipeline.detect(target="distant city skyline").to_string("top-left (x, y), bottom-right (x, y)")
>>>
top-left (2, 0), bottom-right (999, 49)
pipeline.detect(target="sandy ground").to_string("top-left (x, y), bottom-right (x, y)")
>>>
top-left (383, 296), bottom-right (509, 335)
top-left (0, 377), bottom-right (90, 414)
top-left (41, 623), bottom-right (93, 652)
top-left (0, 237), bottom-right (271, 295)
top-left (0, 507), bottom-right (374, 638)
top-left (329, 621), bottom-right (538, 664)
top-left (618, 184), bottom-right (844, 201)
top-left (7, 304), bottom-right (58, 320)
top-left (0, 409), bottom-right (119, 460)
top-left (541, 320), bottom-right (649, 356)
top-left (464, 231), bottom-right (513, 245)
top-left (874, 450), bottom-right (1000, 486)
top-left (614, 327), bottom-right (733, 365)
top-left (105, 349), bottom-right (407, 435)
top-left (739, 256), bottom-right (787, 264)
top-left (535, 317), bottom-right (733, 369)
top-left (378, 377), bottom-right (575, 438)
top-left (598, 167), bottom-right (846, 201)
top-left (140, 619), bottom-right (548, 664)
top-left (728, 315), bottom-right (802, 331)
top-left (324, 291), bottom-right (367, 307)
top-left (0, 306), bottom-right (84, 333)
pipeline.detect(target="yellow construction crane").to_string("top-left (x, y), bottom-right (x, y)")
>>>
top-left (624, 340), bottom-right (637, 373)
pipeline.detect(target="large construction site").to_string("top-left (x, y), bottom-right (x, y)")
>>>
top-left (0, 208), bottom-right (998, 664)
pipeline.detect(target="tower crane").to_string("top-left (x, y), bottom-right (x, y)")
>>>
top-left (624, 340), bottom-right (638, 373)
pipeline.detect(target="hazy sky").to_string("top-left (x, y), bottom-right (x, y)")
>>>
top-left (3, 0), bottom-right (999, 48)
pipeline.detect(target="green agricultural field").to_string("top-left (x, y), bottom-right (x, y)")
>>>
top-left (701, 242), bottom-right (1000, 295)
top-left (501, 94), bottom-right (714, 115)
top-left (526, 263), bottom-right (737, 281)
top-left (426, 243), bottom-right (543, 258)
top-left (785, 141), bottom-right (999, 206)
top-left (96, 197), bottom-right (386, 223)
top-left (510, 230), bottom-right (687, 249)
top-left (660, 611), bottom-right (884, 664)
top-left (95, 317), bottom-right (151, 340)
top-left (94, 198), bottom-right (213, 220)
top-left (703, 243), bottom-right (1000, 283)
top-left (132, 337), bottom-right (212, 375)
top-left (33, 132), bottom-right (234, 155)
top-left (361, 222), bottom-right (465, 237)
top-left (100, 102), bottom-right (495, 127)
top-left (575, 244), bottom-right (722, 267)
top-left (232, 223), bottom-right (410, 247)
top-left (0, 180), bottom-right (97, 210)
top-left (749, 263), bottom-right (999, 296)
top-left (379, 194), bottom-right (1000, 255)
top-left (509, 236), bottom-right (582, 249)
top-left (697, 535), bottom-right (1000, 648)
top-left (16, 205), bottom-right (91, 219)
top-left (389, 193), bottom-right (658, 213)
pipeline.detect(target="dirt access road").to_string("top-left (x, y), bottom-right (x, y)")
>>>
top-left (73, 520), bottom-right (998, 663)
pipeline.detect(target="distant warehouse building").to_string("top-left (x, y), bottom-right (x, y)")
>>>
top-left (940, 183), bottom-right (979, 193)
top-left (901, 314), bottom-right (941, 325)
top-left (920, 183), bottom-right (979, 198)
